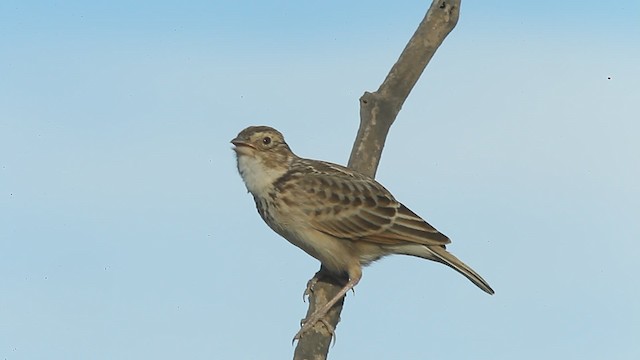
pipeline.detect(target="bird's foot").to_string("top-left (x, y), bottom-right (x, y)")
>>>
top-left (303, 275), bottom-right (320, 302)
top-left (294, 269), bottom-right (360, 343)
top-left (293, 310), bottom-right (336, 343)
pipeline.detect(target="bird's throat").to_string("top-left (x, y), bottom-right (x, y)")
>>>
top-left (236, 154), bottom-right (286, 196)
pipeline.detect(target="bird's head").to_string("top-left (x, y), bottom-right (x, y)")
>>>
top-left (231, 126), bottom-right (294, 195)
top-left (231, 126), bottom-right (290, 156)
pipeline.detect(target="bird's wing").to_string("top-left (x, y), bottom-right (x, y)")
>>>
top-left (278, 164), bottom-right (450, 246)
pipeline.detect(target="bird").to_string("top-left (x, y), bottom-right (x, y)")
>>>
top-left (231, 125), bottom-right (494, 339)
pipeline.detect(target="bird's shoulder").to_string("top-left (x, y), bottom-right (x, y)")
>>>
top-left (274, 157), bottom-right (389, 200)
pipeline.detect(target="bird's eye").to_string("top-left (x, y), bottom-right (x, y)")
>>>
top-left (262, 137), bottom-right (272, 145)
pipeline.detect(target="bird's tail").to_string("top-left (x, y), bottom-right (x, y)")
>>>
top-left (397, 244), bottom-right (495, 295)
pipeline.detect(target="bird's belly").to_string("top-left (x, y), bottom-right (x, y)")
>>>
top-left (257, 198), bottom-right (356, 275)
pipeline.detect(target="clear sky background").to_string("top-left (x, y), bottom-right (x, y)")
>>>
top-left (1, 1), bottom-right (639, 359)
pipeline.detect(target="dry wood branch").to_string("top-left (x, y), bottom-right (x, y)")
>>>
top-left (349, 0), bottom-right (460, 178)
top-left (293, 1), bottom-right (461, 359)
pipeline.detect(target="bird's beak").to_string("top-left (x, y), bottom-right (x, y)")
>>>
top-left (231, 137), bottom-right (255, 153)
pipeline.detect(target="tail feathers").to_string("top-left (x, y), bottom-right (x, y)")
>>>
top-left (398, 244), bottom-right (494, 295)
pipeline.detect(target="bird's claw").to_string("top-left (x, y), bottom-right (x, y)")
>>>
top-left (302, 275), bottom-right (320, 302)
top-left (293, 316), bottom-right (336, 345)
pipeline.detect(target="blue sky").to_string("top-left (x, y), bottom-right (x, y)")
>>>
top-left (1, 1), bottom-right (639, 359)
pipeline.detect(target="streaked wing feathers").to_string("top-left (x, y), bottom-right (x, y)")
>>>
top-left (277, 161), bottom-right (450, 247)
top-left (365, 203), bottom-right (450, 245)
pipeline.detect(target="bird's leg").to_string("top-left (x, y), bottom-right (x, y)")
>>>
top-left (294, 272), bottom-right (361, 341)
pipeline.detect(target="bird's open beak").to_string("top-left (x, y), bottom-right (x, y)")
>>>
top-left (231, 138), bottom-right (252, 147)
top-left (231, 137), bottom-right (256, 153)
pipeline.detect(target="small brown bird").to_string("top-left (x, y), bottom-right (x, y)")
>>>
top-left (232, 125), bottom-right (493, 339)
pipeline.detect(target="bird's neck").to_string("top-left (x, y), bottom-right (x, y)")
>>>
top-left (236, 154), bottom-right (290, 197)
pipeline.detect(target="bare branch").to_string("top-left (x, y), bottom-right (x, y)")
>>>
top-left (293, 1), bottom-right (461, 358)
top-left (349, 0), bottom-right (461, 178)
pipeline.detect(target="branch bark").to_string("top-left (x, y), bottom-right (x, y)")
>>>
top-left (293, 1), bottom-right (461, 358)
